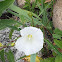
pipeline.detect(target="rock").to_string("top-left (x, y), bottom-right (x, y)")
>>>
top-left (16, 0), bottom-right (35, 7)
top-left (0, 27), bottom-right (24, 62)
top-left (53, 0), bottom-right (62, 30)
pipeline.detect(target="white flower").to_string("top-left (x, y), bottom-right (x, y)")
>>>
top-left (15, 27), bottom-right (44, 55)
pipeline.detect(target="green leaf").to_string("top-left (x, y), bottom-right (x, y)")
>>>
top-left (8, 4), bottom-right (43, 26)
top-left (9, 29), bottom-right (14, 39)
top-left (24, 0), bottom-right (30, 10)
top-left (5, 50), bottom-right (15, 62)
top-left (0, 50), bottom-right (5, 62)
top-left (52, 51), bottom-right (57, 56)
top-left (30, 54), bottom-right (36, 62)
top-left (37, 2), bottom-right (42, 11)
top-left (17, 55), bottom-right (26, 61)
top-left (55, 55), bottom-right (62, 62)
top-left (0, 0), bottom-right (5, 2)
top-left (0, 0), bottom-right (14, 16)
top-left (32, 17), bottom-right (42, 25)
top-left (8, 4), bottom-right (41, 20)
top-left (39, 0), bottom-right (53, 16)
top-left (42, 10), bottom-right (48, 26)
top-left (41, 0), bottom-right (52, 29)
top-left (8, 25), bottom-right (20, 31)
top-left (54, 28), bottom-right (62, 36)
top-left (23, 4), bottom-right (28, 8)
top-left (20, 15), bottom-right (31, 23)
top-left (9, 4), bottom-right (32, 21)
top-left (53, 34), bottom-right (61, 39)
top-left (0, 19), bottom-right (20, 30)
top-left (54, 39), bottom-right (62, 49)
top-left (7, 9), bottom-right (43, 27)
top-left (40, 57), bottom-right (55, 62)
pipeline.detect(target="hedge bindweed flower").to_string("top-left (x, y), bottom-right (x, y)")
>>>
top-left (15, 27), bottom-right (44, 55)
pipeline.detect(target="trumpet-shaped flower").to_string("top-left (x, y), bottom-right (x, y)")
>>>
top-left (15, 27), bottom-right (44, 55)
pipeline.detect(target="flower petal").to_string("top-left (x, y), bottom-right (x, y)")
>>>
top-left (15, 27), bottom-right (44, 55)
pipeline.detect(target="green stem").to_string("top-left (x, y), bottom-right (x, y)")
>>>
top-left (30, 54), bottom-right (36, 62)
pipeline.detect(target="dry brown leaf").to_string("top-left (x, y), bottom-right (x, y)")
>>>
top-left (44, 0), bottom-right (52, 3)
top-left (53, 43), bottom-right (56, 45)
top-left (58, 48), bottom-right (62, 53)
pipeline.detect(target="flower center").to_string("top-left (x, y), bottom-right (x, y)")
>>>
top-left (27, 34), bottom-right (32, 40)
